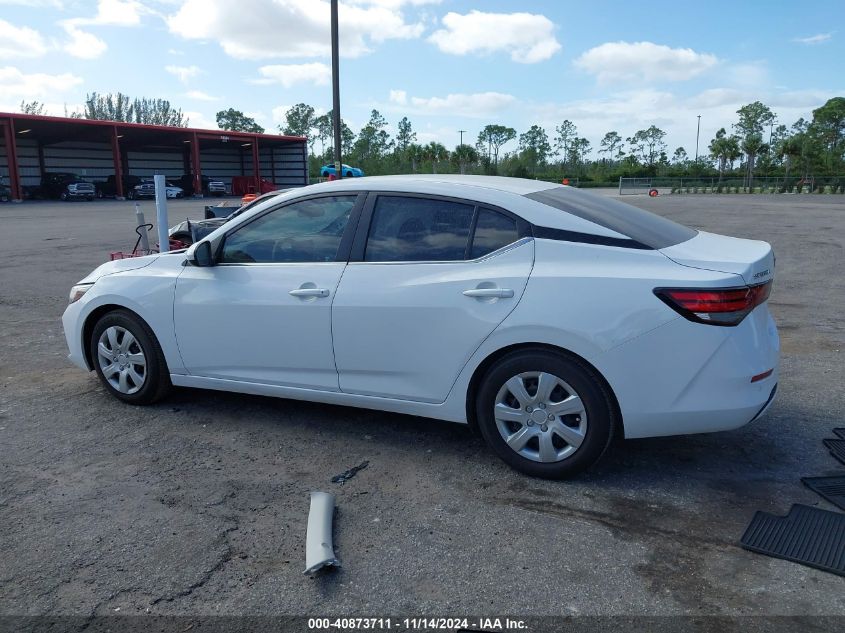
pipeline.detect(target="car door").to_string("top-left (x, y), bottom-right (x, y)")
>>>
top-left (332, 193), bottom-right (535, 403)
top-left (174, 193), bottom-right (363, 390)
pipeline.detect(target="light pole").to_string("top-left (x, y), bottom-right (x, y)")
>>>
top-left (330, 0), bottom-right (342, 179)
top-left (458, 129), bottom-right (467, 146)
top-left (694, 114), bottom-right (701, 162)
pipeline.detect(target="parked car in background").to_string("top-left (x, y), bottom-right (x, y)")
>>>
top-left (126, 179), bottom-right (184, 200)
top-left (63, 176), bottom-right (778, 479)
top-left (320, 164), bottom-right (364, 178)
top-left (0, 182), bottom-right (11, 202)
top-left (96, 175), bottom-right (142, 198)
top-left (177, 174), bottom-right (227, 197)
top-left (40, 172), bottom-right (96, 201)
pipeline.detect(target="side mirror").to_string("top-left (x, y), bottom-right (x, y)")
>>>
top-left (191, 241), bottom-right (215, 267)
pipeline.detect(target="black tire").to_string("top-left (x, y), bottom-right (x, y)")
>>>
top-left (127, 190), bottom-right (136, 200)
top-left (60, 191), bottom-right (69, 201)
top-left (90, 309), bottom-right (171, 405)
top-left (345, 171), bottom-right (353, 178)
top-left (475, 349), bottom-right (616, 479)
top-left (86, 196), bottom-right (94, 201)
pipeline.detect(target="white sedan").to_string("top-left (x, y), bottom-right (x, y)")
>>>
top-left (62, 176), bottom-right (779, 478)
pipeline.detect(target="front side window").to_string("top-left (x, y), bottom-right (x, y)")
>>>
top-left (364, 196), bottom-right (474, 262)
top-left (220, 195), bottom-right (355, 263)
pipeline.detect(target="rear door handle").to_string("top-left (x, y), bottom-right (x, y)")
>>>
top-left (462, 288), bottom-right (514, 298)
top-left (289, 288), bottom-right (330, 298)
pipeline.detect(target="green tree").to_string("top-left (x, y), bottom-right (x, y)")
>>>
top-left (554, 120), bottom-right (577, 167)
top-left (451, 144), bottom-right (479, 174)
top-left (626, 125), bottom-right (666, 168)
top-left (476, 124), bottom-right (516, 169)
top-left (519, 125), bottom-right (551, 174)
top-left (83, 92), bottom-right (134, 123)
top-left (708, 128), bottom-right (741, 184)
top-left (215, 108), bottom-right (264, 133)
top-left (406, 143), bottom-right (424, 173)
top-left (314, 110), bottom-right (356, 158)
top-left (20, 100), bottom-right (46, 115)
top-left (281, 103), bottom-right (316, 141)
top-left (810, 97), bottom-right (845, 170)
top-left (672, 147), bottom-right (688, 165)
top-left (598, 131), bottom-right (623, 164)
top-left (733, 101), bottom-right (775, 185)
top-left (422, 141), bottom-right (449, 173)
top-left (395, 116), bottom-right (416, 153)
top-left (567, 137), bottom-right (591, 175)
top-left (353, 109), bottom-right (393, 164)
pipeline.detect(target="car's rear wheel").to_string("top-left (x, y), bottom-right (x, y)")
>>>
top-left (60, 191), bottom-right (69, 201)
top-left (90, 310), bottom-right (171, 405)
top-left (345, 171), bottom-right (353, 178)
top-left (475, 349), bottom-right (615, 478)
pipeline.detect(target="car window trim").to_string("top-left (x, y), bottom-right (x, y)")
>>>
top-left (216, 191), bottom-right (365, 265)
top-left (348, 191), bottom-right (531, 264)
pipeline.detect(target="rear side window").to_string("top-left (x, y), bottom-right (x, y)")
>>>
top-left (526, 187), bottom-right (696, 249)
top-left (365, 196), bottom-right (474, 262)
top-left (471, 209), bottom-right (519, 259)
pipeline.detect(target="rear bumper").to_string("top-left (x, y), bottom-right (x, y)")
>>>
top-left (599, 306), bottom-right (780, 439)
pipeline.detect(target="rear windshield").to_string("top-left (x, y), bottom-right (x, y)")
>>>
top-left (525, 187), bottom-right (697, 249)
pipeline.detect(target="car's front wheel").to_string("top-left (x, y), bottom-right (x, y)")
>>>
top-left (90, 310), bottom-right (171, 405)
top-left (475, 349), bottom-right (616, 479)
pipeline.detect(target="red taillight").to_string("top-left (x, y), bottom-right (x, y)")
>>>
top-left (655, 281), bottom-right (772, 326)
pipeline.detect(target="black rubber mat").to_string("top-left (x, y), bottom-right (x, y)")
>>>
top-left (834, 427), bottom-right (845, 439)
top-left (740, 504), bottom-right (845, 577)
top-left (823, 438), bottom-right (845, 465)
top-left (802, 476), bottom-right (845, 511)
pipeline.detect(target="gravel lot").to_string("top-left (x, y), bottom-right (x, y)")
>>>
top-left (1, 192), bottom-right (843, 625)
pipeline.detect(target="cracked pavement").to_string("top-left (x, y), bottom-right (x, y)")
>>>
top-left (0, 194), bottom-right (843, 621)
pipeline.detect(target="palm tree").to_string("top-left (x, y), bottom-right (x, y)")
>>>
top-left (741, 134), bottom-right (767, 190)
top-left (709, 128), bottom-right (741, 185)
top-left (451, 144), bottom-right (479, 174)
top-left (422, 142), bottom-right (449, 174)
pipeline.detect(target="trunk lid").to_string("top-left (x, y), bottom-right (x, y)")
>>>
top-left (660, 230), bottom-right (774, 286)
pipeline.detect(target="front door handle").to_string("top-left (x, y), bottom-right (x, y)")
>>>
top-left (462, 288), bottom-right (514, 299)
top-left (289, 288), bottom-right (330, 298)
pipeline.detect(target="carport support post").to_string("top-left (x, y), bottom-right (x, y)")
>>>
top-left (2, 118), bottom-right (22, 202)
top-left (111, 126), bottom-right (125, 200)
top-left (252, 138), bottom-right (260, 192)
top-left (191, 132), bottom-right (202, 198)
top-left (154, 175), bottom-right (169, 253)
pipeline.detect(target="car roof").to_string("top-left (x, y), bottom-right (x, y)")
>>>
top-left (306, 174), bottom-right (560, 195)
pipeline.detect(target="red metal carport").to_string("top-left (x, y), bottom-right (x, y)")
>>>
top-left (0, 112), bottom-right (308, 202)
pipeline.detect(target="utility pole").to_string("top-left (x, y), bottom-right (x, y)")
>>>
top-left (330, 0), bottom-right (342, 179)
top-left (694, 114), bottom-right (701, 162)
top-left (458, 129), bottom-right (467, 146)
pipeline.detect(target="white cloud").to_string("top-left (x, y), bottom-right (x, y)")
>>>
top-left (0, 66), bottom-right (83, 103)
top-left (574, 41), bottom-right (718, 84)
top-left (61, 23), bottom-right (107, 59)
top-left (792, 33), bottom-right (832, 45)
top-left (0, 19), bottom-right (49, 59)
top-left (182, 110), bottom-right (218, 130)
top-left (389, 89), bottom-right (408, 105)
top-left (167, 0), bottom-right (428, 60)
top-left (252, 63), bottom-right (331, 88)
top-left (185, 90), bottom-right (220, 101)
top-left (383, 90), bottom-right (517, 118)
top-left (165, 64), bottom-right (202, 83)
top-left (428, 10), bottom-right (561, 64)
top-left (57, 0), bottom-right (149, 60)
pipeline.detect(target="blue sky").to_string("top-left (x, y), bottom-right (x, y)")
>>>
top-left (1, 0), bottom-right (842, 157)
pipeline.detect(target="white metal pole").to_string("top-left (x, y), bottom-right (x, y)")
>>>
top-left (154, 174), bottom-right (169, 252)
